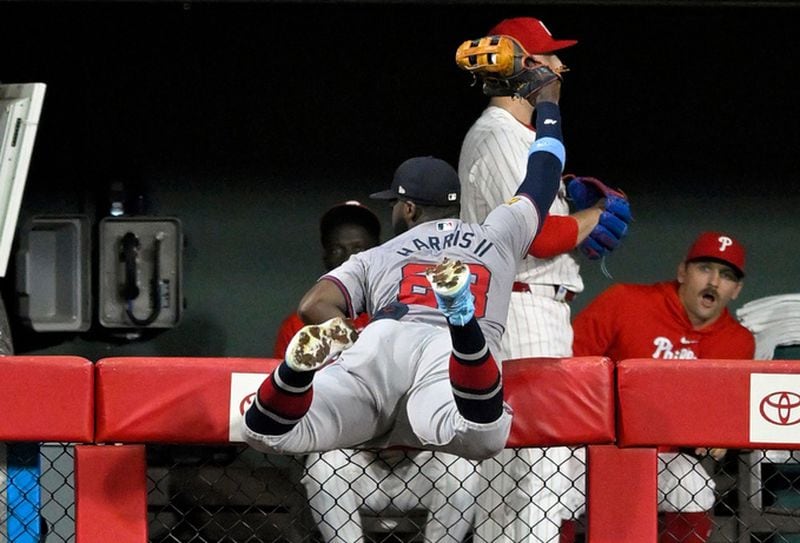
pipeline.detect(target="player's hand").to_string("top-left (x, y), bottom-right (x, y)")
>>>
top-left (531, 78), bottom-right (561, 106)
top-left (695, 447), bottom-right (727, 461)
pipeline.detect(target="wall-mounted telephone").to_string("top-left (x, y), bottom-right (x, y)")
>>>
top-left (99, 218), bottom-right (182, 329)
top-left (118, 231), bottom-right (166, 326)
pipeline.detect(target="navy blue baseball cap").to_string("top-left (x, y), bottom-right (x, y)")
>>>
top-left (370, 156), bottom-right (460, 206)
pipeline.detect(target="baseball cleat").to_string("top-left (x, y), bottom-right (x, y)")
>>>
top-left (425, 258), bottom-right (475, 326)
top-left (285, 317), bottom-right (359, 372)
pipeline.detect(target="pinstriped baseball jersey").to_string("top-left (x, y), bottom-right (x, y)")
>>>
top-left (459, 106), bottom-right (582, 292)
top-left (323, 197), bottom-right (540, 358)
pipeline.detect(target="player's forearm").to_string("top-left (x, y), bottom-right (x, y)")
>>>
top-left (516, 102), bottom-right (563, 229)
top-left (572, 207), bottom-right (604, 243)
top-left (297, 280), bottom-right (349, 324)
top-left (694, 447), bottom-right (727, 461)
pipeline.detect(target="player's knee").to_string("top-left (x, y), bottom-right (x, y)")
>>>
top-left (455, 412), bottom-right (512, 460)
top-left (462, 438), bottom-right (506, 460)
top-left (242, 423), bottom-right (299, 456)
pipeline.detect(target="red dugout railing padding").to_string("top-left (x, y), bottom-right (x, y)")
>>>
top-left (617, 358), bottom-right (800, 449)
top-left (95, 356), bottom-right (616, 447)
top-left (587, 445), bottom-right (658, 543)
top-left (0, 356), bottom-right (94, 442)
top-left (75, 444), bottom-right (147, 543)
top-left (504, 356), bottom-right (615, 447)
top-left (95, 357), bottom-right (281, 443)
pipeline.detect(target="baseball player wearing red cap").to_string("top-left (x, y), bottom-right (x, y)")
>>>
top-left (244, 83), bottom-right (564, 464)
top-left (459, 16), bottom-right (605, 543)
top-left (572, 231), bottom-right (755, 543)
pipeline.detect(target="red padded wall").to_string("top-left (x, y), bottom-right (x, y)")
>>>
top-left (75, 445), bottom-right (147, 543)
top-left (617, 358), bottom-right (800, 449)
top-left (96, 356), bottom-right (615, 447)
top-left (95, 357), bottom-right (280, 443)
top-left (504, 356), bottom-right (615, 447)
top-left (0, 356), bottom-right (94, 442)
top-left (588, 445), bottom-right (658, 542)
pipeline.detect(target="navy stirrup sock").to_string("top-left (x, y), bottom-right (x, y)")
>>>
top-left (244, 362), bottom-right (314, 436)
top-left (447, 317), bottom-right (503, 423)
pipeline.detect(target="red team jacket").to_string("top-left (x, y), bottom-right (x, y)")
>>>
top-left (572, 281), bottom-right (755, 362)
top-left (573, 281), bottom-right (755, 453)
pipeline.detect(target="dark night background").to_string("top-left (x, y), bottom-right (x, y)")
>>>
top-left (1, 1), bottom-right (798, 358)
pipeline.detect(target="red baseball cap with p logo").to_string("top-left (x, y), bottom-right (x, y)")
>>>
top-left (685, 231), bottom-right (746, 278)
top-left (488, 17), bottom-right (577, 54)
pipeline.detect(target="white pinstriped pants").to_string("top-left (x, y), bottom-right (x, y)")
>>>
top-left (303, 448), bottom-right (480, 542)
top-left (475, 290), bottom-right (584, 543)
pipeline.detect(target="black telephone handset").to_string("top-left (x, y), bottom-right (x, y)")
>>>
top-left (120, 232), bottom-right (140, 301)
top-left (119, 231), bottom-right (163, 326)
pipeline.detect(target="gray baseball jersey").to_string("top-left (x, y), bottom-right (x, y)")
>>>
top-left (325, 197), bottom-right (539, 358)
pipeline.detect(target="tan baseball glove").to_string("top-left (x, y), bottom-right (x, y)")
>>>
top-left (455, 35), bottom-right (563, 99)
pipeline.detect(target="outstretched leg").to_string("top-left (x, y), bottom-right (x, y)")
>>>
top-left (244, 317), bottom-right (358, 437)
top-left (425, 258), bottom-right (503, 424)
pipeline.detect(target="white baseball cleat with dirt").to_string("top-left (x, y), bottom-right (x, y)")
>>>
top-left (425, 258), bottom-right (475, 326)
top-left (284, 317), bottom-right (359, 372)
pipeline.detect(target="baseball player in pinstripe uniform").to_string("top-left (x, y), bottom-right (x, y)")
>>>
top-left (243, 82), bottom-right (565, 469)
top-left (458, 17), bottom-right (623, 543)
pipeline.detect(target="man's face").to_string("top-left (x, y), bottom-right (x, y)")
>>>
top-left (677, 260), bottom-right (743, 328)
top-left (322, 223), bottom-right (378, 271)
top-left (531, 53), bottom-right (566, 74)
top-left (391, 200), bottom-right (410, 236)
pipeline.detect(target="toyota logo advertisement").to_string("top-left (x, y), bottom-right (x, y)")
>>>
top-left (750, 374), bottom-right (800, 444)
top-left (760, 391), bottom-right (800, 426)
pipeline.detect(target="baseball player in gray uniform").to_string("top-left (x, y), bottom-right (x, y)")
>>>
top-left (292, 202), bottom-right (481, 542)
top-left (243, 82), bottom-right (564, 469)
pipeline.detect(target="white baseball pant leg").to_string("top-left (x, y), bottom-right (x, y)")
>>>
top-left (247, 320), bottom-right (510, 460)
top-left (657, 452), bottom-right (716, 512)
top-left (303, 449), bottom-right (480, 543)
top-left (476, 292), bottom-right (581, 542)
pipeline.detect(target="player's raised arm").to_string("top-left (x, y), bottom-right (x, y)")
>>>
top-left (515, 81), bottom-right (564, 232)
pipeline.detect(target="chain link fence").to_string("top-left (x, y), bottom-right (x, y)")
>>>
top-left (1, 443), bottom-right (75, 543)
top-left (4, 444), bottom-right (800, 542)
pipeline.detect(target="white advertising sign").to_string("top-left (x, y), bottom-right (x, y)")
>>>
top-left (229, 372), bottom-right (269, 442)
top-left (750, 373), bottom-right (800, 444)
